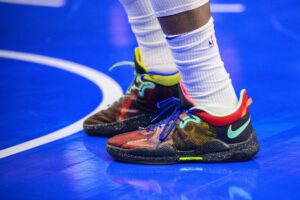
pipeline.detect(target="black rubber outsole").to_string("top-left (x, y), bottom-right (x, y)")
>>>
top-left (83, 113), bottom-right (154, 137)
top-left (106, 132), bottom-right (260, 164)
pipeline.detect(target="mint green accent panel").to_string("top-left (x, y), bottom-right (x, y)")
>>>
top-left (179, 115), bottom-right (201, 129)
top-left (138, 82), bottom-right (155, 97)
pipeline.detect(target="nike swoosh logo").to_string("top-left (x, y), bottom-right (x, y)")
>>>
top-left (227, 118), bottom-right (251, 139)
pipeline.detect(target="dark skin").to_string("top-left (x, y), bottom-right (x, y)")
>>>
top-left (157, 2), bottom-right (211, 35)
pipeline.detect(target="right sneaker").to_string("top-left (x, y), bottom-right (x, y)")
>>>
top-left (83, 48), bottom-right (180, 137)
top-left (106, 82), bottom-right (260, 164)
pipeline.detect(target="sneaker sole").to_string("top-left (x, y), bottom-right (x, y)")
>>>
top-left (83, 113), bottom-right (154, 137)
top-left (106, 131), bottom-right (260, 164)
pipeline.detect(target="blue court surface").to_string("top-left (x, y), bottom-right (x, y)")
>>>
top-left (1, 0), bottom-right (300, 199)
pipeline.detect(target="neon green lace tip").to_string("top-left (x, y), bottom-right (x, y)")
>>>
top-left (179, 156), bottom-right (203, 161)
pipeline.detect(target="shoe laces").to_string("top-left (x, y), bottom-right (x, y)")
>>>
top-left (109, 61), bottom-right (155, 95)
top-left (150, 97), bottom-right (197, 142)
top-left (109, 61), bottom-right (135, 71)
top-left (109, 61), bottom-right (153, 81)
top-left (109, 61), bottom-right (139, 94)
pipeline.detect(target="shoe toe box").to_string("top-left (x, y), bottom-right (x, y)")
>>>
top-left (107, 130), bottom-right (149, 149)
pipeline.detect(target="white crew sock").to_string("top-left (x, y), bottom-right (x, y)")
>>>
top-left (166, 18), bottom-right (238, 114)
top-left (119, 0), bottom-right (178, 75)
top-left (150, 0), bottom-right (208, 17)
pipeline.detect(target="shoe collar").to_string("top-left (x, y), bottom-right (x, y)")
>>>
top-left (179, 81), bottom-right (252, 126)
top-left (134, 47), bottom-right (147, 74)
top-left (134, 47), bottom-right (181, 86)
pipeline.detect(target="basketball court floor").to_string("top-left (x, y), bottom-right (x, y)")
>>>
top-left (0, 0), bottom-right (300, 199)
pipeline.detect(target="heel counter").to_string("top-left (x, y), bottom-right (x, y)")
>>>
top-left (215, 113), bottom-right (254, 144)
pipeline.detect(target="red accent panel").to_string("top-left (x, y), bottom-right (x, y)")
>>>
top-left (180, 80), bottom-right (252, 126)
top-left (196, 91), bottom-right (251, 126)
top-left (107, 130), bottom-right (145, 148)
top-left (117, 92), bottom-right (137, 121)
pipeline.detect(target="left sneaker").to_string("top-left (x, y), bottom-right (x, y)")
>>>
top-left (106, 82), bottom-right (260, 164)
top-left (83, 48), bottom-right (180, 137)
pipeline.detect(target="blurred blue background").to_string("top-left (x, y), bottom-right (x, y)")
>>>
top-left (0, 0), bottom-right (300, 199)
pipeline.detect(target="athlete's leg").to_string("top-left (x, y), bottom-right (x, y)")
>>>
top-left (118, 0), bottom-right (177, 74)
top-left (150, 0), bottom-right (238, 114)
top-left (83, 0), bottom-right (182, 136)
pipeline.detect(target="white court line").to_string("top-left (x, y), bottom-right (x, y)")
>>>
top-left (0, 0), bottom-right (65, 7)
top-left (211, 3), bottom-right (245, 13)
top-left (0, 50), bottom-right (123, 159)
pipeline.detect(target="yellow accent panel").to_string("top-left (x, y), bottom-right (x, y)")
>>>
top-left (143, 73), bottom-right (180, 86)
top-left (135, 47), bottom-right (181, 86)
top-left (135, 48), bottom-right (148, 72)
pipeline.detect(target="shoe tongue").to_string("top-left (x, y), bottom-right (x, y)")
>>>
top-left (178, 83), bottom-right (194, 109)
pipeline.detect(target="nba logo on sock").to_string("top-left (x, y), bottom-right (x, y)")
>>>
top-left (209, 35), bottom-right (215, 48)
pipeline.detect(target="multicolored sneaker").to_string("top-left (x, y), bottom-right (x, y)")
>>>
top-left (106, 82), bottom-right (259, 164)
top-left (83, 48), bottom-right (180, 137)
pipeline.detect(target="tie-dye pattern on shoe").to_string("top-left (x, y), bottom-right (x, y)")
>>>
top-left (107, 90), bottom-right (259, 164)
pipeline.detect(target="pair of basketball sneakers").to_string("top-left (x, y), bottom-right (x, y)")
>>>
top-left (83, 49), bottom-right (259, 164)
